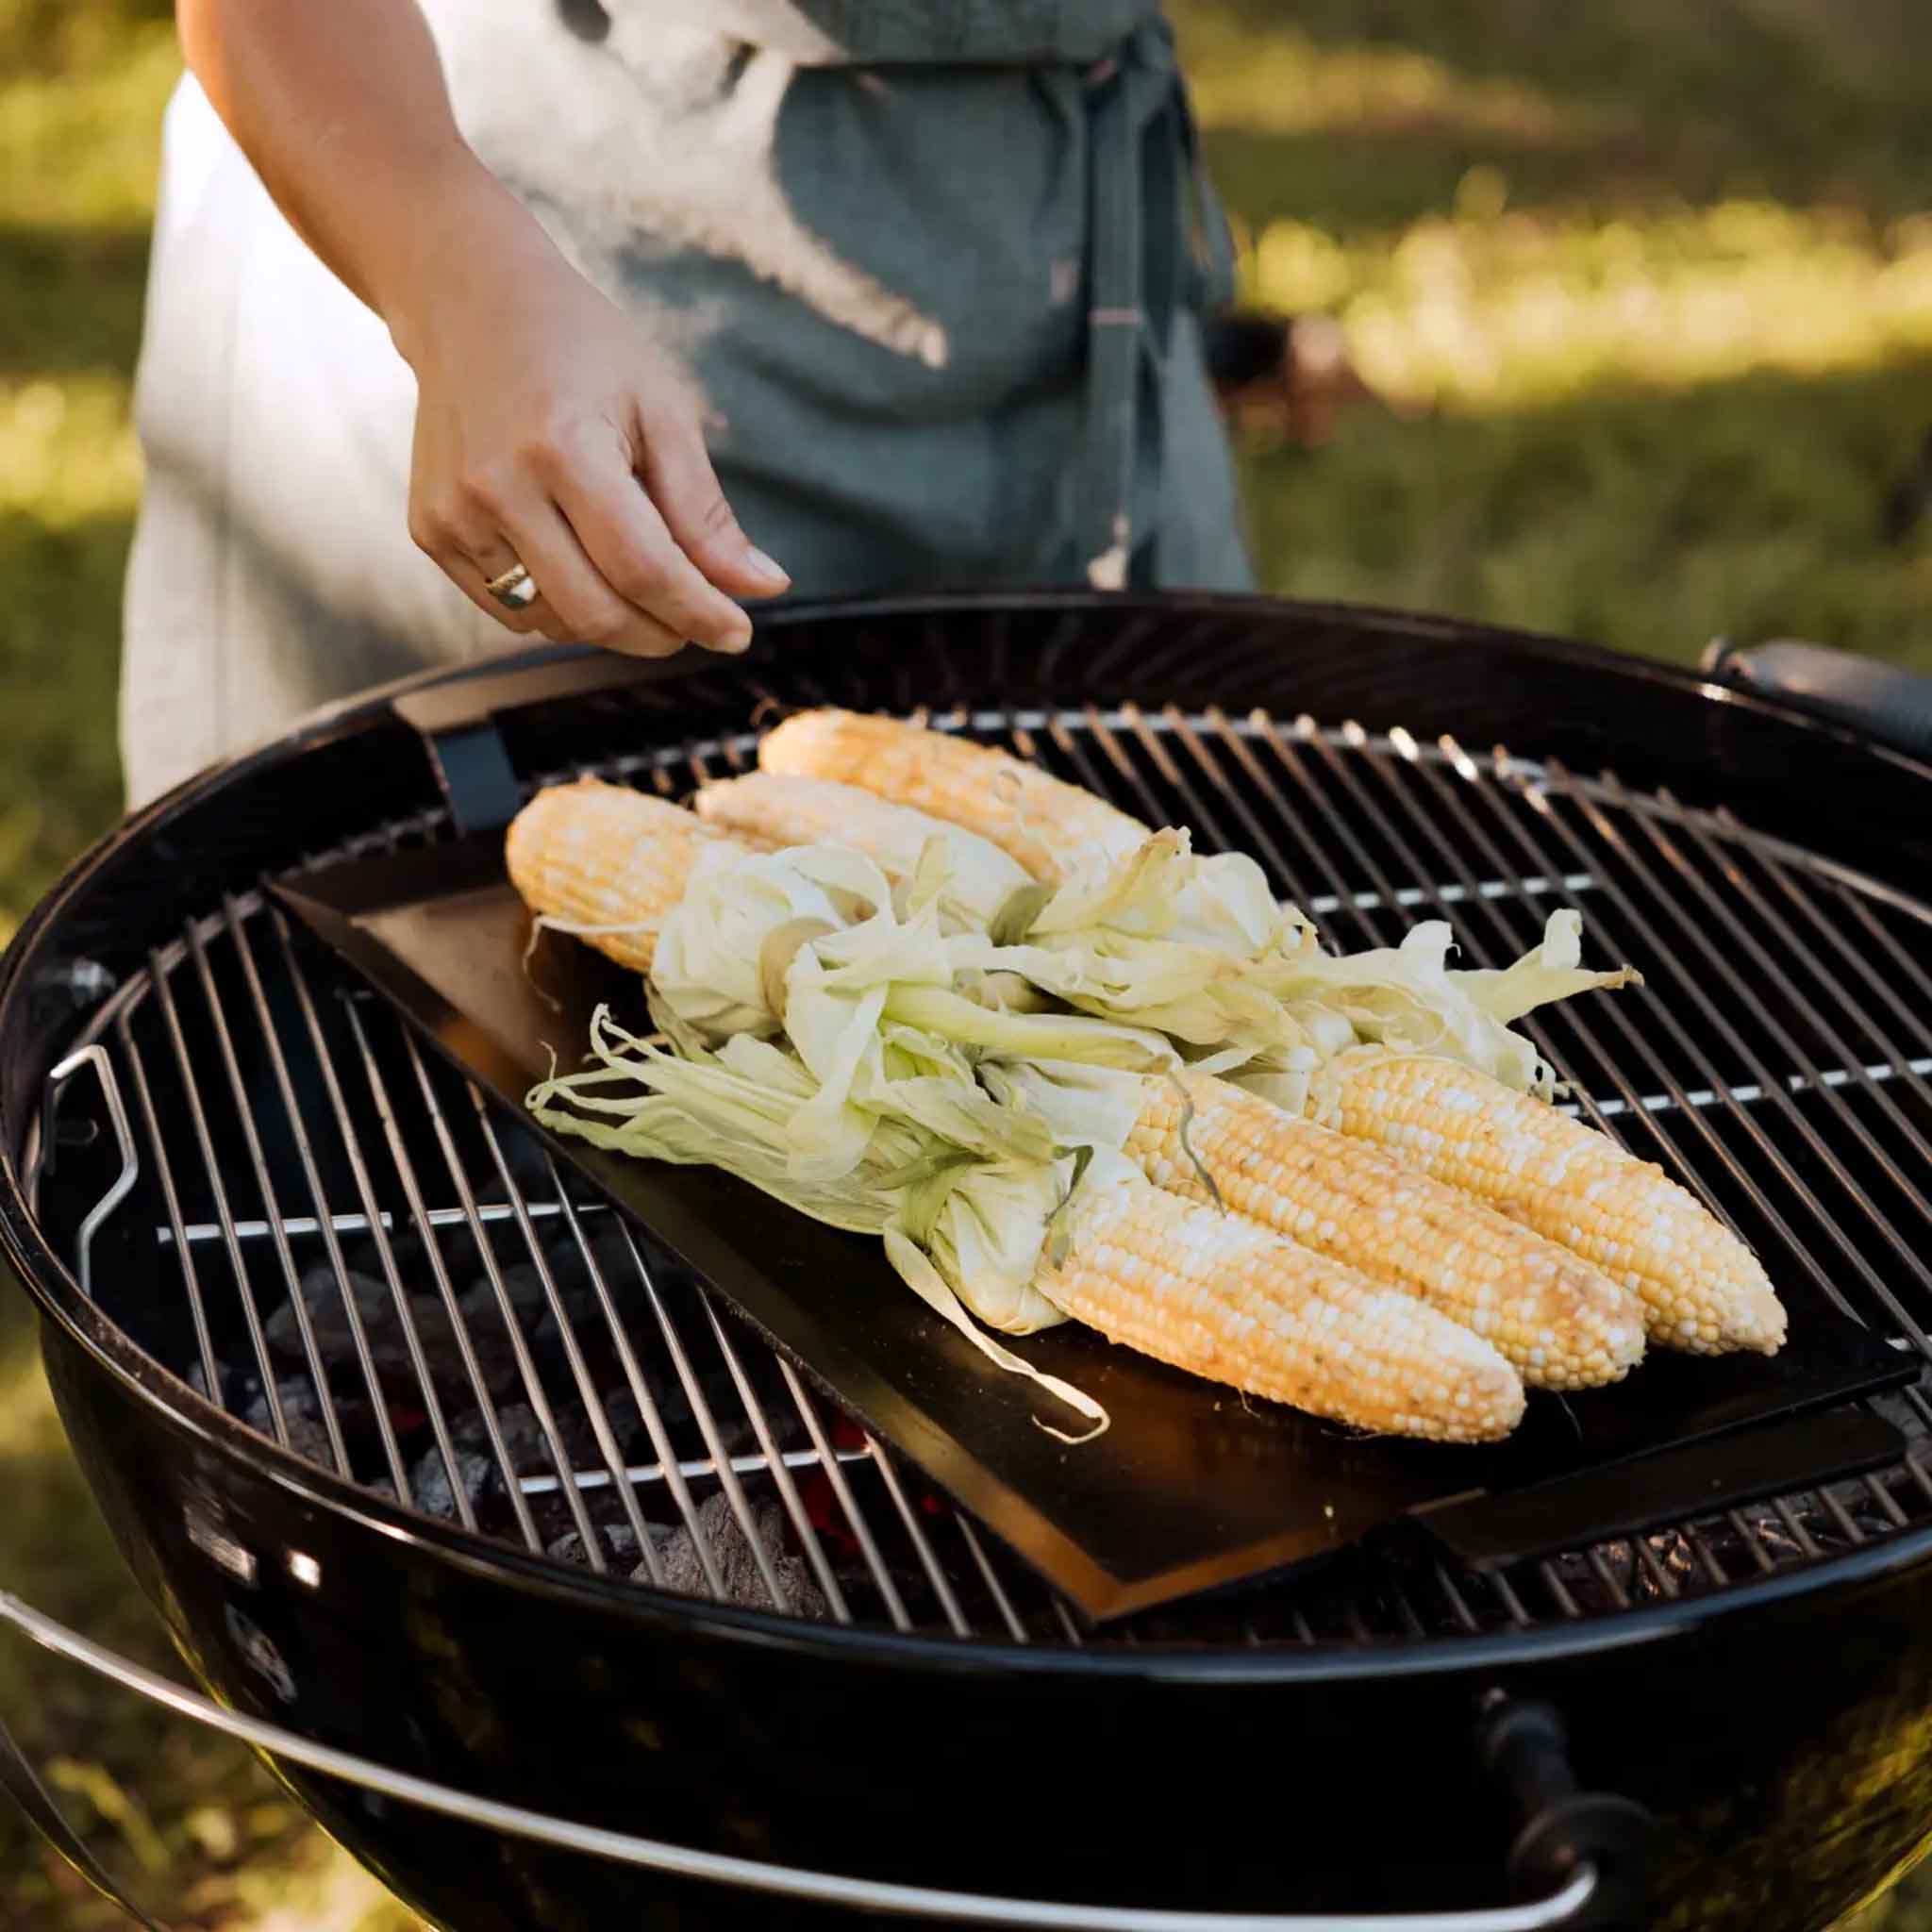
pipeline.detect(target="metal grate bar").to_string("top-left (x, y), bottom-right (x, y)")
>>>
top-left (1441, 743), bottom-right (1877, 1324)
top-left (210, 904), bottom-right (372, 1483)
top-left (1487, 1568), bottom-right (1534, 1628)
top-left (1594, 769), bottom-right (1932, 1291)
top-left (399, 1030), bottom-right (605, 1558)
top-left (112, 1006), bottom-right (222, 1402)
top-left (158, 1198), bottom-right (583, 1247)
top-left (1684, 1526), bottom-right (1728, 1590)
top-left (1576, 1058), bottom-right (1932, 1121)
top-left (270, 912), bottom-right (475, 1525)
top-left (952, 1515), bottom-right (1030, 1644)
top-left (183, 916), bottom-right (350, 1478)
top-left (146, 944), bottom-right (291, 1448)
top-left (609, 1218), bottom-right (789, 1607)
top-left (1433, 1564), bottom-right (1481, 1635)
top-left (694, 1292), bottom-right (852, 1620)
top-left (864, 1438), bottom-right (971, 1638)
top-left (1348, 706), bottom-right (1923, 1540)
top-left (1536, 1559), bottom-right (1582, 1620)
top-left (1527, 758), bottom-right (1932, 1350)
top-left (778, 1364), bottom-right (912, 1631)
top-left (515, 1445), bottom-right (862, 1498)
top-left (469, 1105), bottom-right (648, 1577)
top-left (1831, 886), bottom-right (1932, 1032)
top-left (1244, 720), bottom-right (1660, 1171)
top-left (339, 997), bottom-right (533, 1545)
top-left (1165, 707), bottom-right (1317, 908)
top-left (1293, 723), bottom-right (1645, 1143)
top-left (1682, 808), bottom-right (1932, 1136)
top-left (1382, 734), bottom-right (1739, 1176)
top-left (548, 1183), bottom-right (713, 1594)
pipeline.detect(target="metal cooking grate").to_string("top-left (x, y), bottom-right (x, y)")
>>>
top-left (31, 704), bottom-right (1932, 1647)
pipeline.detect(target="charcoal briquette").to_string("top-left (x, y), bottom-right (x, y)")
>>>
top-left (632, 1493), bottom-right (830, 1620)
top-left (546, 1523), bottom-right (642, 1568)
top-left (410, 1444), bottom-right (505, 1520)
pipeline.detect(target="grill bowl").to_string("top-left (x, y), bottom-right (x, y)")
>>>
top-left (7, 593), bottom-right (1932, 1929)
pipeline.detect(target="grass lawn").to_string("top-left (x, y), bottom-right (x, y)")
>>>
top-left (0, 0), bottom-right (1929, 1925)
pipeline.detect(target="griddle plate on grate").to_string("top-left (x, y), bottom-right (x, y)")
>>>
top-left (273, 725), bottom-right (1910, 1619)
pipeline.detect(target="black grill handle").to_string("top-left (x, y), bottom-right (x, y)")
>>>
top-left (1479, 1697), bottom-right (1656, 1925)
top-left (391, 645), bottom-right (695, 836)
top-left (1702, 636), bottom-right (1932, 764)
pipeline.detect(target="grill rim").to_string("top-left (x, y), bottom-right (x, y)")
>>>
top-left (8, 591), bottom-right (1932, 1676)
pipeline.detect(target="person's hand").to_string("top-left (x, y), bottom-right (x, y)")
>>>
top-left (393, 191), bottom-right (788, 657)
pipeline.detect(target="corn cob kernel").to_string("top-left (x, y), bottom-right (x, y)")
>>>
top-left (1128, 1074), bottom-right (1645, 1390)
top-left (1037, 1172), bottom-right (1526, 1442)
top-left (505, 778), bottom-right (747, 974)
top-left (1334, 1056), bottom-right (1787, 1356)
top-left (758, 708), bottom-right (1150, 882)
top-left (695, 772), bottom-right (1032, 925)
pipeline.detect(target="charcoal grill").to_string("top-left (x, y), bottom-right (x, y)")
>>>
top-left (5, 592), bottom-right (1932, 1932)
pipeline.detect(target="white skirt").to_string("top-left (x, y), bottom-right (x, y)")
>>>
top-left (120, 77), bottom-right (512, 810)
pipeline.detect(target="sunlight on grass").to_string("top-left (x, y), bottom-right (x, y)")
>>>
top-left (0, 375), bottom-right (141, 525)
top-left (1240, 195), bottom-right (1932, 408)
top-left (1184, 17), bottom-right (1623, 148)
top-left (0, 1316), bottom-right (57, 1452)
top-left (0, 23), bottom-right (177, 230)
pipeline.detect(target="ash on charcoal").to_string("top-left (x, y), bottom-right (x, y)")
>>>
top-left (634, 1492), bottom-right (830, 1621)
top-left (241, 1373), bottom-right (323, 1423)
top-left (456, 1401), bottom-right (555, 1473)
top-left (546, 1523), bottom-right (641, 1569)
top-left (265, 1264), bottom-right (393, 1359)
top-left (504, 1251), bottom-right (604, 1326)
top-left (410, 1443), bottom-right (508, 1520)
top-left (544, 1387), bottom-right (654, 1471)
top-left (479, 1264), bottom-right (548, 1321)
top-left (241, 1379), bottom-right (338, 1467)
top-left (457, 1276), bottom-right (560, 1359)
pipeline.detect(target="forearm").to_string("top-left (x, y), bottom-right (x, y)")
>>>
top-left (175, 0), bottom-right (561, 361)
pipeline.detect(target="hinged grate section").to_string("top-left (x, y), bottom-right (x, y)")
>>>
top-left (32, 706), bottom-right (1932, 1648)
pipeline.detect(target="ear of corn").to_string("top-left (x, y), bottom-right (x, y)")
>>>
top-left (505, 778), bottom-right (749, 974)
top-left (1040, 1171), bottom-right (1526, 1442)
top-left (1127, 1073), bottom-right (1646, 1389)
top-left (758, 708), bottom-right (1150, 882)
top-left (1329, 1055), bottom-right (1787, 1355)
top-left (695, 771), bottom-right (1033, 927)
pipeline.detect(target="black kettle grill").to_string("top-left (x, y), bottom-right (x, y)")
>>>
top-left (4, 593), bottom-right (1932, 1932)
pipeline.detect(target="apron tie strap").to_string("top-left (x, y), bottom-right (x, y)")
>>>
top-left (1074, 17), bottom-right (1236, 591)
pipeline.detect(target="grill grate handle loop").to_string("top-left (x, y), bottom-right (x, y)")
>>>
top-left (0, 1583), bottom-right (1600, 1930)
top-left (41, 1045), bottom-right (139, 1301)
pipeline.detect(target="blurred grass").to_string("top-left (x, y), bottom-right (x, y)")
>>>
top-left (0, 0), bottom-right (1930, 1926)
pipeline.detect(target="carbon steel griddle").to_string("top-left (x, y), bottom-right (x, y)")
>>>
top-left (273, 815), bottom-right (1909, 1621)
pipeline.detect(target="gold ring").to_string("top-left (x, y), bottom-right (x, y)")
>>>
top-left (485, 561), bottom-right (540, 611)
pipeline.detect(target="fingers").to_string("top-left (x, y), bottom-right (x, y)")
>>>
top-left (409, 501), bottom-right (554, 637)
top-left (637, 408), bottom-right (791, 602)
top-left (542, 430), bottom-right (754, 652)
top-left (411, 470), bottom-right (687, 659)
top-left (494, 494), bottom-right (688, 658)
top-left (407, 408), bottom-right (783, 656)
